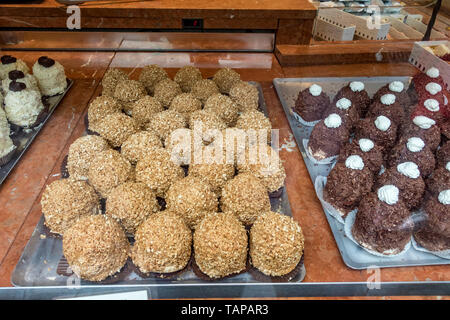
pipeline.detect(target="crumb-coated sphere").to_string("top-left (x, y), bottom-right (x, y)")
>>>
top-left (63, 215), bottom-right (129, 282)
top-left (106, 182), bottom-right (159, 235)
top-left (147, 109), bottom-right (187, 141)
top-left (229, 81), bottom-right (259, 112)
top-left (235, 109), bottom-right (272, 144)
top-left (153, 79), bottom-right (182, 107)
top-left (237, 144), bottom-right (286, 193)
top-left (88, 149), bottom-right (134, 198)
top-left (174, 66), bottom-right (203, 92)
top-left (131, 211), bottom-right (192, 274)
top-left (67, 135), bottom-right (110, 181)
top-left (138, 65), bottom-right (169, 95)
top-left (135, 148), bottom-right (184, 198)
top-left (87, 95), bottom-right (122, 132)
top-left (169, 93), bottom-right (202, 119)
top-left (194, 212), bottom-right (248, 279)
top-left (121, 130), bottom-right (163, 164)
top-left (130, 96), bottom-right (164, 128)
top-left (113, 80), bottom-right (146, 113)
top-left (164, 128), bottom-right (198, 166)
top-left (221, 172), bottom-right (271, 226)
top-left (166, 176), bottom-right (219, 229)
top-left (189, 109), bottom-right (227, 142)
top-left (41, 179), bottom-right (100, 235)
top-left (250, 211), bottom-right (304, 277)
top-left (101, 68), bottom-right (128, 97)
top-left (94, 113), bottom-right (139, 148)
top-left (204, 93), bottom-right (239, 127)
top-left (212, 67), bottom-right (241, 94)
top-left (191, 79), bottom-right (220, 104)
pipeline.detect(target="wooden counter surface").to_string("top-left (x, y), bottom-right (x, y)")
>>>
top-left (0, 51), bottom-right (448, 299)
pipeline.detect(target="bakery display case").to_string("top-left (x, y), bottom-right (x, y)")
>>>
top-left (0, 0), bottom-right (449, 300)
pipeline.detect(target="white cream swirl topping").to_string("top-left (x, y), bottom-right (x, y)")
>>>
top-left (412, 115), bottom-right (435, 129)
top-left (378, 185), bottom-right (399, 205)
top-left (446, 162), bottom-right (450, 172)
top-left (426, 67), bottom-right (439, 78)
top-left (359, 138), bottom-right (374, 152)
top-left (350, 81), bottom-right (364, 92)
top-left (424, 99), bottom-right (439, 112)
top-left (425, 82), bottom-right (442, 95)
top-left (389, 81), bottom-right (404, 93)
top-left (438, 190), bottom-right (450, 205)
top-left (309, 84), bottom-right (322, 96)
top-left (374, 115), bottom-right (391, 131)
top-left (345, 155), bottom-right (364, 170)
top-left (397, 162), bottom-right (420, 179)
top-left (336, 98), bottom-right (351, 110)
top-left (324, 113), bottom-right (342, 128)
top-left (380, 93), bottom-right (396, 105)
top-left (407, 137), bottom-right (425, 152)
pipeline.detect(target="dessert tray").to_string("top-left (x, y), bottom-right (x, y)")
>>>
top-left (274, 77), bottom-right (450, 270)
top-left (0, 79), bottom-right (73, 185)
top-left (11, 82), bottom-right (306, 287)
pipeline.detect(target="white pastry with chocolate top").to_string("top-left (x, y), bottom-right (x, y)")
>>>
top-left (0, 55), bottom-right (29, 80)
top-left (32, 56), bottom-right (67, 96)
top-left (4, 86), bottom-right (45, 128)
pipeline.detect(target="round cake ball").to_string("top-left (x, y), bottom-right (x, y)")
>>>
top-left (138, 64), bottom-right (169, 95)
top-left (426, 166), bottom-right (450, 197)
top-left (87, 95), bottom-right (122, 131)
top-left (250, 211), bottom-right (304, 277)
top-left (113, 80), bottom-right (146, 114)
top-left (212, 67), bottom-right (241, 94)
top-left (135, 148), bottom-right (184, 197)
top-left (169, 93), bottom-right (202, 119)
top-left (237, 144), bottom-right (286, 193)
top-left (366, 93), bottom-right (405, 125)
top-left (88, 149), bottom-right (134, 198)
top-left (147, 109), bottom-right (187, 141)
top-left (2, 70), bottom-right (39, 94)
top-left (63, 215), bottom-right (129, 282)
top-left (334, 81), bottom-right (370, 117)
top-left (189, 109), bottom-right (227, 143)
top-left (191, 79), bottom-right (220, 104)
top-left (322, 97), bottom-right (359, 130)
top-left (400, 117), bottom-right (441, 152)
top-left (204, 93), bottom-right (239, 127)
top-left (106, 182), bottom-right (159, 235)
top-left (32, 56), bottom-right (67, 96)
top-left (0, 55), bottom-right (29, 80)
top-left (221, 172), bottom-right (271, 226)
top-left (67, 135), bottom-right (110, 180)
top-left (229, 81), bottom-right (259, 112)
top-left (41, 179), bottom-right (100, 235)
top-left (164, 127), bottom-right (198, 166)
top-left (4, 85), bottom-right (45, 128)
top-left (130, 95), bottom-right (164, 128)
top-left (121, 130), bottom-right (163, 164)
top-left (236, 110), bottom-right (273, 144)
top-left (94, 113), bottom-right (139, 148)
top-left (101, 68), bottom-right (128, 97)
top-left (194, 212), bottom-right (248, 279)
top-left (131, 210), bottom-right (192, 274)
top-left (294, 84), bottom-right (330, 122)
top-left (153, 79), bottom-right (182, 107)
top-left (166, 176), bottom-right (219, 229)
top-left (354, 116), bottom-right (398, 152)
top-left (338, 139), bottom-right (384, 174)
top-left (174, 66), bottom-right (203, 92)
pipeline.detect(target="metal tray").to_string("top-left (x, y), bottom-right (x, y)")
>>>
top-left (273, 77), bottom-right (450, 270)
top-left (12, 81), bottom-right (306, 287)
top-left (0, 79), bottom-right (73, 185)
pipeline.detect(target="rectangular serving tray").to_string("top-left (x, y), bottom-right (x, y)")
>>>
top-left (273, 76), bottom-right (450, 270)
top-left (0, 79), bottom-right (73, 185)
top-left (11, 81), bottom-right (306, 287)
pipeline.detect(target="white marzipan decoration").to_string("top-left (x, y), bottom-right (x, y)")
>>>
top-left (425, 82), bottom-right (442, 95)
top-left (397, 162), bottom-right (420, 179)
top-left (438, 190), bottom-right (450, 205)
top-left (349, 81), bottom-right (364, 92)
top-left (380, 93), bottom-right (396, 105)
top-left (426, 67), bottom-right (439, 78)
top-left (424, 99), bottom-right (439, 112)
top-left (389, 81), bottom-right (404, 93)
top-left (378, 185), bottom-right (399, 205)
top-left (336, 98), bottom-right (351, 110)
top-left (374, 115), bottom-right (391, 131)
top-left (413, 116), bottom-right (435, 129)
top-left (359, 139), bottom-right (374, 152)
top-left (309, 84), bottom-right (322, 96)
top-left (324, 113), bottom-right (342, 128)
top-left (407, 137), bottom-right (425, 153)
top-left (345, 155), bottom-right (364, 170)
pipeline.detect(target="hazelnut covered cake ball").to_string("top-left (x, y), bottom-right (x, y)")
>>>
top-left (106, 181), bottom-right (159, 235)
top-left (67, 135), bottom-right (110, 180)
top-left (135, 147), bottom-right (184, 197)
top-left (93, 112), bottom-right (139, 148)
top-left (204, 93), bottom-right (239, 127)
top-left (166, 176), bottom-right (219, 229)
top-left (101, 68), bottom-right (128, 97)
top-left (113, 79), bottom-right (146, 114)
top-left (88, 149), bottom-right (134, 198)
top-left (174, 66), bottom-right (203, 92)
top-left (229, 81), bottom-right (259, 112)
top-left (0, 55), bottom-right (29, 80)
top-left (212, 67), bottom-right (241, 94)
top-left (191, 79), bottom-right (220, 104)
top-left (235, 109), bottom-right (272, 144)
top-left (138, 64), bottom-right (169, 94)
top-left (147, 109), bottom-right (187, 141)
top-left (32, 56), bottom-right (67, 96)
top-left (131, 210), bottom-right (192, 274)
top-left (193, 212), bottom-right (248, 279)
top-left (63, 215), bottom-right (129, 282)
top-left (130, 95), bottom-right (164, 128)
top-left (250, 211), bottom-right (305, 278)
top-left (164, 127), bottom-right (197, 166)
top-left (120, 130), bottom-right (163, 164)
top-left (189, 109), bottom-right (227, 143)
top-left (87, 95), bottom-right (122, 132)
top-left (41, 179), bottom-right (100, 235)
top-left (168, 93), bottom-right (202, 119)
top-left (221, 172), bottom-right (271, 226)
top-left (153, 79), bottom-right (182, 107)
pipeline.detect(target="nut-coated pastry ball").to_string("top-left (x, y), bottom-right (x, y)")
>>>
top-left (191, 79), bottom-right (220, 104)
top-left (250, 211), bottom-right (305, 277)
top-left (88, 149), bottom-right (134, 198)
top-left (113, 79), bottom-right (147, 115)
top-left (212, 67), bottom-right (241, 94)
top-left (101, 68), bottom-right (128, 97)
top-left (221, 172), bottom-right (271, 226)
top-left (174, 66), bottom-right (203, 92)
top-left (147, 109), bottom-right (187, 141)
top-left (189, 109), bottom-right (227, 143)
top-left (94, 113), bottom-right (139, 148)
top-left (63, 215), bottom-right (129, 282)
top-left (106, 181), bottom-right (159, 235)
top-left (87, 95), bottom-right (122, 132)
top-left (235, 109), bottom-right (272, 144)
top-left (41, 179), bottom-right (100, 235)
top-left (229, 81), bottom-right (259, 112)
top-left (194, 212), bottom-right (248, 279)
top-left (138, 64), bottom-right (169, 95)
top-left (121, 130), bottom-right (163, 164)
top-left (169, 93), bottom-right (202, 119)
top-left (204, 93), bottom-right (239, 127)
top-left (131, 211), bottom-right (192, 274)
top-left (153, 79), bottom-right (182, 107)
top-left (130, 95), bottom-right (164, 128)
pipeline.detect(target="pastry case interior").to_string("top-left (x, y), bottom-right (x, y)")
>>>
top-left (0, 0), bottom-right (449, 300)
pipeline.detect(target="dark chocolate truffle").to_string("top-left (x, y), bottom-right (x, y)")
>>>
top-left (1, 55), bottom-right (16, 64)
top-left (8, 70), bottom-right (25, 80)
top-left (8, 81), bottom-right (26, 92)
